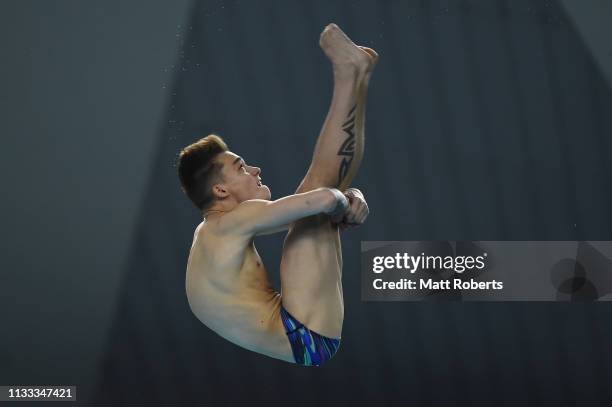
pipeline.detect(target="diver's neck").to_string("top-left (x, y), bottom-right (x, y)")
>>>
top-left (202, 200), bottom-right (239, 220)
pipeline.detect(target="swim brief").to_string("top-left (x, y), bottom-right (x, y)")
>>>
top-left (280, 305), bottom-right (341, 366)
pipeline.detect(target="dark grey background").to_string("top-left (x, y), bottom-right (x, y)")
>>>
top-left (1, 0), bottom-right (612, 406)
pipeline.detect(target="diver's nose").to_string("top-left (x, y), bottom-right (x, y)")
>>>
top-left (252, 166), bottom-right (261, 176)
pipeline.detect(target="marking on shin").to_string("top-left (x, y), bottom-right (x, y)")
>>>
top-left (342, 104), bottom-right (357, 127)
top-left (337, 104), bottom-right (357, 184)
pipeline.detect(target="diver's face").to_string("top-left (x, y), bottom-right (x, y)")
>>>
top-left (217, 151), bottom-right (270, 202)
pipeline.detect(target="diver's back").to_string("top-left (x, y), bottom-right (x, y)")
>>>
top-left (185, 220), bottom-right (294, 363)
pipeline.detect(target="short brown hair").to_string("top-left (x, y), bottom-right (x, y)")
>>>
top-left (177, 134), bottom-right (228, 210)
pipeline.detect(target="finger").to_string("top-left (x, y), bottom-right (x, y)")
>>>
top-left (362, 205), bottom-right (370, 219)
top-left (358, 203), bottom-right (369, 217)
top-left (354, 202), bottom-right (365, 216)
top-left (361, 210), bottom-right (369, 223)
top-left (348, 207), bottom-right (361, 223)
top-left (355, 207), bottom-right (368, 223)
top-left (350, 199), bottom-right (362, 215)
top-left (351, 203), bottom-right (365, 219)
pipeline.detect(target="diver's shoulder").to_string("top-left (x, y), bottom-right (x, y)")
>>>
top-left (196, 212), bottom-right (247, 243)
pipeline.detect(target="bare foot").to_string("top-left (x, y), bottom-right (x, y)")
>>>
top-left (319, 23), bottom-right (377, 82)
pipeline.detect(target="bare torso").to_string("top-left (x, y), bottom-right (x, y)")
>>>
top-left (185, 219), bottom-right (294, 363)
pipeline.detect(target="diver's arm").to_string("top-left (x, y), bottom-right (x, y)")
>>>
top-left (217, 188), bottom-right (348, 237)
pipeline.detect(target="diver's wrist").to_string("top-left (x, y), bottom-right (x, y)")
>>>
top-left (327, 188), bottom-right (349, 218)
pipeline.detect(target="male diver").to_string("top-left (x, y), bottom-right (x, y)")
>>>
top-left (178, 23), bottom-right (378, 366)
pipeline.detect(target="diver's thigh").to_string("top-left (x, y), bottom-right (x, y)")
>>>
top-left (280, 215), bottom-right (342, 287)
top-left (279, 215), bottom-right (343, 329)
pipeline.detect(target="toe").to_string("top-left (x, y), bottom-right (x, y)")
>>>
top-left (359, 46), bottom-right (379, 60)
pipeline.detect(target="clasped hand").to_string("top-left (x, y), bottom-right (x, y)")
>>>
top-left (331, 187), bottom-right (369, 231)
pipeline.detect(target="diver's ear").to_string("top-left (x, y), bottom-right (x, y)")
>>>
top-left (211, 183), bottom-right (229, 199)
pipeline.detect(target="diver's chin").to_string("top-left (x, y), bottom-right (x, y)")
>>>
top-left (259, 185), bottom-right (271, 200)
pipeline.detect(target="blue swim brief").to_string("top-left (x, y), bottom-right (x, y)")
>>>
top-left (279, 305), bottom-right (341, 366)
